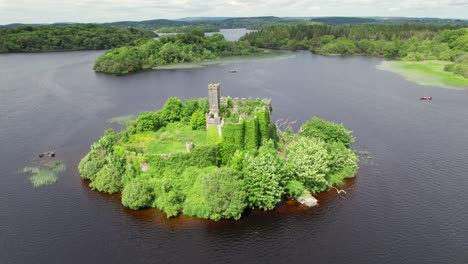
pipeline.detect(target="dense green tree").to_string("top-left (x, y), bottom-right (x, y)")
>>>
top-left (285, 180), bottom-right (305, 199)
top-left (287, 137), bottom-right (331, 193)
top-left (325, 142), bottom-right (359, 186)
top-left (202, 168), bottom-right (247, 220)
top-left (89, 154), bottom-right (125, 194)
top-left (242, 24), bottom-right (468, 78)
top-left (134, 111), bottom-right (166, 132)
top-left (121, 180), bottom-right (153, 210)
top-left (0, 24), bottom-right (154, 53)
top-left (300, 117), bottom-right (355, 148)
top-left (94, 31), bottom-right (262, 74)
top-left (161, 97), bottom-right (183, 123)
top-left (242, 140), bottom-right (287, 210)
top-left (190, 110), bottom-right (206, 130)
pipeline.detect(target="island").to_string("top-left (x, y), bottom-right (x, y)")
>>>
top-left (93, 30), bottom-right (265, 75)
top-left (79, 83), bottom-right (359, 220)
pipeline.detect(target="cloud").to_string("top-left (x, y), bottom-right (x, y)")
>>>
top-left (0, 0), bottom-right (466, 24)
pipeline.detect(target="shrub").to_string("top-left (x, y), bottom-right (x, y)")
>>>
top-left (242, 140), bottom-right (286, 210)
top-left (285, 180), bottom-right (305, 199)
top-left (287, 136), bottom-right (330, 193)
top-left (325, 142), bottom-right (359, 186)
top-left (300, 117), bottom-right (354, 148)
top-left (78, 129), bottom-right (116, 180)
top-left (190, 110), bottom-right (206, 130)
top-left (181, 99), bottom-right (199, 122)
top-left (201, 168), bottom-right (247, 220)
top-left (121, 180), bottom-right (153, 210)
top-left (89, 154), bottom-right (125, 194)
top-left (78, 152), bottom-right (107, 181)
top-left (160, 97), bottom-right (183, 123)
top-left (135, 111), bottom-right (165, 132)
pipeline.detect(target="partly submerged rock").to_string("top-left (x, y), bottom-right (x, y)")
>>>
top-left (297, 190), bottom-right (318, 207)
top-left (38, 151), bottom-right (55, 158)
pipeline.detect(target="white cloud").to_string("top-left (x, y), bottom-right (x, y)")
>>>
top-left (0, 0), bottom-right (466, 24)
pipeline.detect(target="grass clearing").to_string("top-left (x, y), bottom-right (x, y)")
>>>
top-left (377, 60), bottom-right (468, 89)
top-left (124, 123), bottom-right (210, 155)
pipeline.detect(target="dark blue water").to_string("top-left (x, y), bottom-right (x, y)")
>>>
top-left (1, 51), bottom-right (468, 264)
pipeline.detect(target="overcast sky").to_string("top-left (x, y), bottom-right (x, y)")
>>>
top-left (0, 0), bottom-right (467, 24)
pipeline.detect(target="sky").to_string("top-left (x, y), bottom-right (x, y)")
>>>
top-left (0, 0), bottom-right (467, 25)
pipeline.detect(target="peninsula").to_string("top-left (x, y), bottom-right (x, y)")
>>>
top-left (79, 83), bottom-right (359, 220)
top-left (93, 30), bottom-right (265, 75)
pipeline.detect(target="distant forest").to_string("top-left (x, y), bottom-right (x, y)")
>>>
top-left (242, 24), bottom-right (468, 77)
top-left (309, 17), bottom-right (468, 25)
top-left (0, 24), bottom-right (155, 52)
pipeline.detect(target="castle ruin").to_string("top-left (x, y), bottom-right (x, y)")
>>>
top-left (205, 82), bottom-right (272, 136)
top-left (206, 83), bottom-right (224, 135)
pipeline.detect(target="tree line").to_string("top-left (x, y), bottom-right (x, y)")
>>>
top-left (93, 30), bottom-right (262, 75)
top-left (241, 24), bottom-right (468, 77)
top-left (0, 24), bottom-right (156, 52)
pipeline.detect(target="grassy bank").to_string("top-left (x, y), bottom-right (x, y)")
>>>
top-left (377, 60), bottom-right (468, 89)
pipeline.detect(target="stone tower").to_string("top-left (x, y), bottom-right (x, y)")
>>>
top-left (208, 83), bottom-right (220, 116)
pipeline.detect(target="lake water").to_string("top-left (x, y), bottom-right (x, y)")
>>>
top-left (157, 28), bottom-right (256, 41)
top-left (1, 51), bottom-right (468, 264)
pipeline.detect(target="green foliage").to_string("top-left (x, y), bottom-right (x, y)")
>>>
top-left (161, 97), bottom-right (183, 123)
top-left (78, 129), bottom-right (116, 180)
top-left (243, 118), bottom-right (259, 151)
top-left (134, 111), bottom-right (166, 132)
top-left (219, 122), bottom-right (245, 164)
top-left (242, 24), bottom-right (468, 78)
top-left (242, 140), bottom-right (286, 210)
top-left (190, 110), bottom-right (206, 130)
top-left (89, 154), bottom-right (125, 194)
top-left (287, 137), bottom-right (331, 193)
top-left (0, 24), bottom-right (154, 53)
top-left (24, 160), bottom-right (66, 187)
top-left (285, 180), bottom-right (305, 199)
top-left (256, 110), bottom-right (273, 143)
top-left (151, 170), bottom-right (185, 217)
top-left (181, 99), bottom-right (200, 123)
top-left (319, 38), bottom-right (357, 55)
top-left (78, 96), bottom-right (360, 220)
top-left (300, 117), bottom-right (354, 148)
top-left (121, 180), bottom-right (153, 210)
top-left (78, 152), bottom-right (107, 181)
top-left (325, 142), bottom-right (359, 186)
top-left (93, 31), bottom-right (262, 74)
top-left (147, 144), bottom-right (218, 175)
top-left (201, 168), bottom-right (247, 220)
top-left (206, 125), bottom-right (222, 144)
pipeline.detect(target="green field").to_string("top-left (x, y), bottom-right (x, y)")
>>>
top-left (377, 60), bottom-right (468, 90)
top-left (123, 123), bottom-right (211, 155)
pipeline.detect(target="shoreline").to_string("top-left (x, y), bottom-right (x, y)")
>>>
top-left (377, 60), bottom-right (468, 90)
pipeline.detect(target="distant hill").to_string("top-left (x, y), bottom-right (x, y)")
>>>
top-left (310, 17), bottom-right (377, 24)
top-left (175, 17), bottom-right (233, 21)
top-left (310, 16), bottom-right (468, 25)
top-left (2, 16), bottom-right (466, 31)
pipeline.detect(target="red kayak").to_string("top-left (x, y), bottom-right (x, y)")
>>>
top-left (420, 96), bottom-right (432, 100)
top-left (228, 70), bottom-right (237, 73)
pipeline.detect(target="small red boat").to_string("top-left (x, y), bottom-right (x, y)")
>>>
top-left (420, 96), bottom-right (432, 100)
top-left (228, 70), bottom-right (237, 73)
